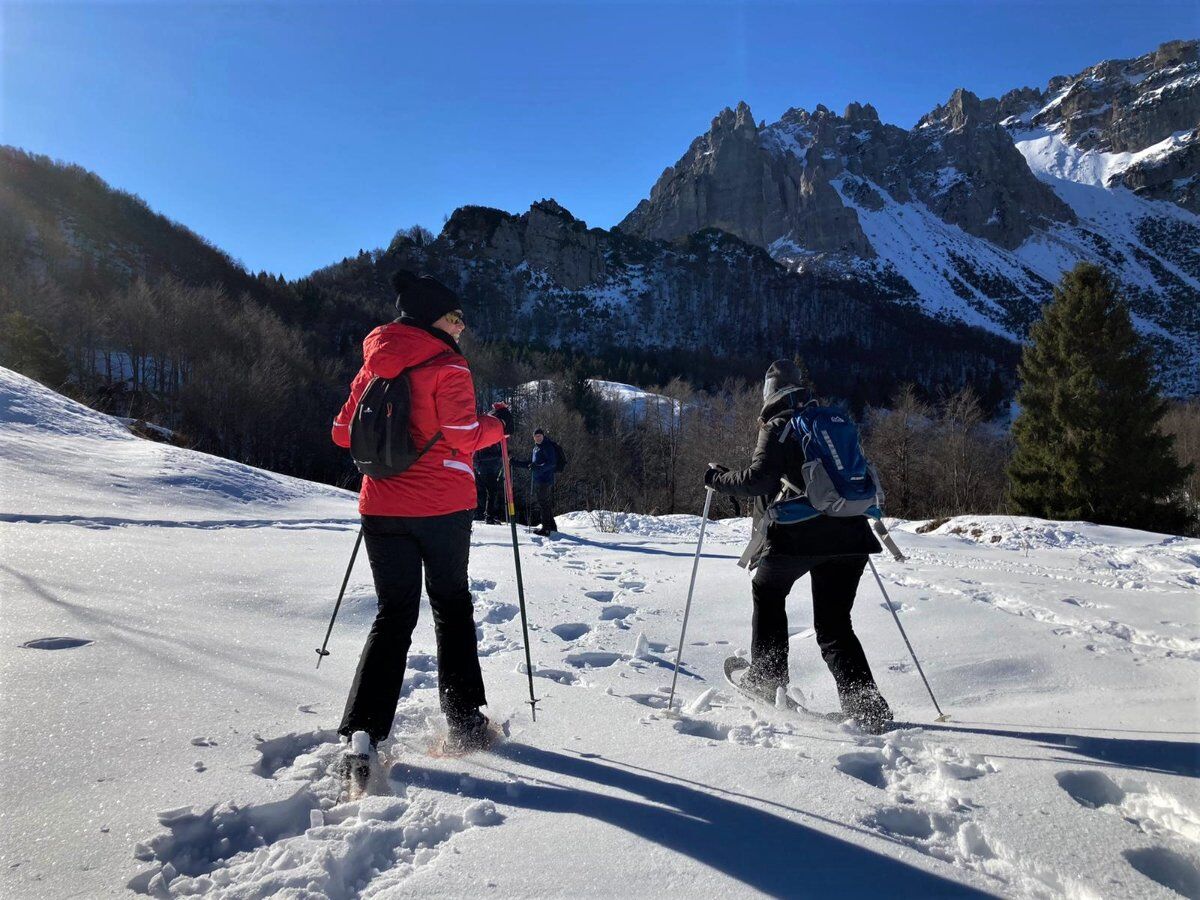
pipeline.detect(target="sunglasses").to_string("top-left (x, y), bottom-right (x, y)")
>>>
top-left (444, 310), bottom-right (466, 326)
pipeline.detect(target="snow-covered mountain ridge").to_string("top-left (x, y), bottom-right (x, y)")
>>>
top-left (3, 368), bottom-right (1198, 898)
top-left (619, 40), bottom-right (1200, 394)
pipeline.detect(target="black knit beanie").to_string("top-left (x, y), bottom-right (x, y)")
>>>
top-left (762, 358), bottom-right (809, 405)
top-left (392, 270), bottom-right (462, 325)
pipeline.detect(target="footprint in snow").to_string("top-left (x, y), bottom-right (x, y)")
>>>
top-left (131, 731), bottom-right (487, 897)
top-left (564, 651), bottom-right (623, 669)
top-left (550, 623), bottom-right (591, 641)
top-left (628, 692), bottom-right (672, 710)
top-left (479, 602), bottom-right (519, 624)
top-left (252, 728), bottom-right (339, 778)
top-left (407, 654), bottom-right (438, 672)
top-left (1124, 847), bottom-right (1200, 899)
top-left (20, 636), bottom-right (93, 650)
top-left (527, 665), bottom-right (579, 685)
top-left (673, 719), bottom-right (731, 741)
top-left (585, 590), bottom-right (614, 603)
top-left (599, 605), bottom-right (636, 621)
top-left (1057, 769), bottom-right (1200, 843)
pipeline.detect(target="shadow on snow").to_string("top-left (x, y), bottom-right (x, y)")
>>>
top-left (396, 742), bottom-right (987, 897)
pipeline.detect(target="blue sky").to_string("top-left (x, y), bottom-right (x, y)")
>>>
top-left (2, 2), bottom-right (1194, 278)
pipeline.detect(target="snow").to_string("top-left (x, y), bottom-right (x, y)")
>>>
top-left (1012, 127), bottom-right (1195, 190)
top-left (2, 366), bottom-right (1199, 899)
top-left (830, 175), bottom-right (1046, 337)
top-left (761, 122), bottom-right (813, 159)
top-left (516, 378), bottom-right (679, 421)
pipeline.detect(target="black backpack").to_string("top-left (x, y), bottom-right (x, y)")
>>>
top-left (547, 438), bottom-right (568, 473)
top-left (349, 351), bottom-right (454, 478)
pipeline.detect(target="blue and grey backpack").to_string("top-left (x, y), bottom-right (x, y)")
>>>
top-left (765, 402), bottom-right (884, 527)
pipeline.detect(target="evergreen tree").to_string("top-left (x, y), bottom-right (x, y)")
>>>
top-left (0, 311), bottom-right (70, 388)
top-left (1008, 263), bottom-right (1192, 532)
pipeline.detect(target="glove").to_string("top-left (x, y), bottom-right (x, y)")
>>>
top-left (704, 463), bottom-right (729, 488)
top-left (490, 403), bottom-right (514, 436)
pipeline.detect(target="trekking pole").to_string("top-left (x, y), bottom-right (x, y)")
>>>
top-left (315, 527), bottom-right (364, 669)
top-left (666, 485), bottom-right (715, 714)
top-left (501, 436), bottom-right (541, 720)
top-left (867, 556), bottom-right (949, 722)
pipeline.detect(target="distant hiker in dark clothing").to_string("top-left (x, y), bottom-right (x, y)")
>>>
top-left (514, 428), bottom-right (559, 536)
top-left (704, 359), bottom-right (893, 733)
top-left (473, 417), bottom-right (506, 524)
top-left (330, 270), bottom-right (511, 755)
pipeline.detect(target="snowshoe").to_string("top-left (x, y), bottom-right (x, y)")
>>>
top-left (723, 656), bottom-right (843, 723)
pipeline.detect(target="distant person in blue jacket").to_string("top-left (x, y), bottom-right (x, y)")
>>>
top-left (514, 427), bottom-right (560, 536)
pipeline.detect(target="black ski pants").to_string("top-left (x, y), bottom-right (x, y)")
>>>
top-left (338, 510), bottom-right (485, 744)
top-left (478, 470), bottom-right (504, 522)
top-left (535, 481), bottom-right (558, 532)
top-left (749, 553), bottom-right (880, 702)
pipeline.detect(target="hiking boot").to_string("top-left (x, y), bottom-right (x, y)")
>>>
top-left (446, 709), bottom-right (492, 753)
top-left (841, 687), bottom-right (894, 735)
top-left (334, 730), bottom-right (374, 792)
top-left (740, 669), bottom-right (787, 704)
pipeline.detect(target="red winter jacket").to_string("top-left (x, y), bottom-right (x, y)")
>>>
top-left (332, 322), bottom-right (505, 517)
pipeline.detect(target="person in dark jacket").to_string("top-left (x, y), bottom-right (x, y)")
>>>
top-left (330, 270), bottom-right (511, 756)
top-left (514, 428), bottom-right (559, 536)
top-left (704, 359), bottom-right (893, 733)
top-left (473, 418), bottom-right (506, 524)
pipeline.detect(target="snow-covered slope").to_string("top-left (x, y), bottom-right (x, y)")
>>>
top-left (2, 368), bottom-right (1198, 899)
top-left (0, 367), bottom-right (355, 524)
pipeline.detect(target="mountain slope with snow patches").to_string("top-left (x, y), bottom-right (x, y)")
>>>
top-left (2, 368), bottom-right (1198, 898)
top-left (619, 40), bottom-right (1200, 394)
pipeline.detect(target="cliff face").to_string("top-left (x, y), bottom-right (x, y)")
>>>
top-left (617, 41), bottom-right (1200, 393)
top-left (308, 202), bottom-right (1017, 402)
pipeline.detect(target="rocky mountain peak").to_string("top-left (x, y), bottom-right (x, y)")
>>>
top-left (1008, 39), bottom-right (1199, 154)
top-left (843, 102), bottom-right (880, 125)
top-left (614, 39), bottom-right (1198, 393)
top-left (440, 200), bottom-right (603, 291)
top-left (711, 101), bottom-right (759, 141)
top-left (530, 198), bottom-right (580, 223)
top-left (919, 88), bottom-right (997, 131)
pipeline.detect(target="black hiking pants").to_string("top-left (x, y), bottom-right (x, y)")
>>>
top-left (535, 481), bottom-right (557, 532)
top-left (338, 510), bottom-right (485, 744)
top-left (478, 469), bottom-right (504, 522)
top-left (749, 554), bottom-right (882, 706)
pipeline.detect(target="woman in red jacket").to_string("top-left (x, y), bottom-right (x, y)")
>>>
top-left (332, 270), bottom-right (510, 753)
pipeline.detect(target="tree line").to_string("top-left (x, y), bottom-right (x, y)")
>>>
top-left (2, 261), bottom-right (1196, 536)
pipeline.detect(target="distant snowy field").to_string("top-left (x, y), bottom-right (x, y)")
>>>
top-left (1, 366), bottom-right (1198, 899)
